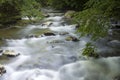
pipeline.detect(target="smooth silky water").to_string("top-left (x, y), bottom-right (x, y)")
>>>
top-left (0, 12), bottom-right (120, 80)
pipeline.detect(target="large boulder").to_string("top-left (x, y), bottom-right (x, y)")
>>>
top-left (0, 64), bottom-right (6, 76)
top-left (2, 50), bottom-right (20, 57)
top-left (64, 10), bottom-right (76, 19)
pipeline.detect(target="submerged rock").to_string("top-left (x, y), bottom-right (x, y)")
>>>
top-left (25, 34), bottom-right (39, 38)
top-left (0, 64), bottom-right (6, 76)
top-left (59, 32), bottom-right (69, 35)
top-left (107, 40), bottom-right (120, 48)
top-left (2, 50), bottom-right (20, 57)
top-left (47, 40), bottom-right (64, 44)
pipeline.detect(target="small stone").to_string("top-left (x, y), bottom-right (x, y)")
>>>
top-left (0, 49), bottom-right (3, 53)
top-left (0, 64), bottom-right (6, 76)
top-left (0, 49), bottom-right (3, 56)
top-left (43, 13), bottom-right (50, 17)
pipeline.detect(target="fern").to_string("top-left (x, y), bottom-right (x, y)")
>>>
top-left (82, 42), bottom-right (99, 58)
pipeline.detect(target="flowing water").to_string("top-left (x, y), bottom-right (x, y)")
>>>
top-left (0, 11), bottom-right (120, 80)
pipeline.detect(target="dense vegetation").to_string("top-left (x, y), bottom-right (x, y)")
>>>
top-left (47, 0), bottom-right (88, 11)
top-left (0, 0), bottom-right (21, 25)
top-left (73, 0), bottom-right (120, 39)
top-left (0, 0), bottom-right (43, 27)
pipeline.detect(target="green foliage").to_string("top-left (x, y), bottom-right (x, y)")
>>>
top-left (36, 0), bottom-right (48, 7)
top-left (47, 0), bottom-right (88, 11)
top-left (82, 42), bottom-right (99, 58)
top-left (20, 0), bottom-right (44, 21)
top-left (0, 0), bottom-right (21, 25)
top-left (0, 0), bottom-right (43, 26)
top-left (72, 0), bottom-right (120, 40)
top-left (73, 9), bottom-right (109, 40)
top-left (85, 0), bottom-right (120, 19)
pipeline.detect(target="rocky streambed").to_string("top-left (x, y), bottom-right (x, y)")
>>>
top-left (0, 9), bottom-right (120, 80)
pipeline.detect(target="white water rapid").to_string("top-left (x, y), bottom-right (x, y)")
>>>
top-left (0, 11), bottom-right (120, 80)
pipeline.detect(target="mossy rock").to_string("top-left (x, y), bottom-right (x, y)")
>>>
top-left (42, 32), bottom-right (56, 36)
top-left (64, 10), bottom-right (76, 19)
top-left (65, 36), bottom-right (79, 42)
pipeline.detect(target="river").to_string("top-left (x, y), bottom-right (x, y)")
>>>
top-left (0, 10), bottom-right (120, 80)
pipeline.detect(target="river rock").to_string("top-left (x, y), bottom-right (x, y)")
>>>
top-left (65, 36), bottom-right (79, 42)
top-left (25, 34), bottom-right (38, 38)
top-left (59, 32), bottom-right (69, 35)
top-left (41, 21), bottom-right (53, 26)
top-left (64, 10), bottom-right (76, 19)
top-left (42, 32), bottom-right (56, 36)
top-left (114, 76), bottom-right (120, 80)
top-left (0, 49), bottom-right (3, 55)
top-left (43, 13), bottom-right (50, 17)
top-left (47, 40), bottom-right (64, 44)
top-left (0, 64), bottom-right (6, 76)
top-left (0, 49), bottom-right (3, 57)
top-left (2, 50), bottom-right (20, 57)
top-left (107, 40), bottom-right (120, 48)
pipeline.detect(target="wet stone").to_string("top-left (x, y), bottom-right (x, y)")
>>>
top-left (114, 76), bottom-right (120, 80)
top-left (2, 50), bottom-right (20, 57)
top-left (0, 64), bottom-right (6, 76)
top-left (25, 34), bottom-right (39, 38)
top-left (41, 21), bottom-right (53, 27)
top-left (65, 36), bottom-right (79, 42)
top-left (42, 32), bottom-right (56, 36)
